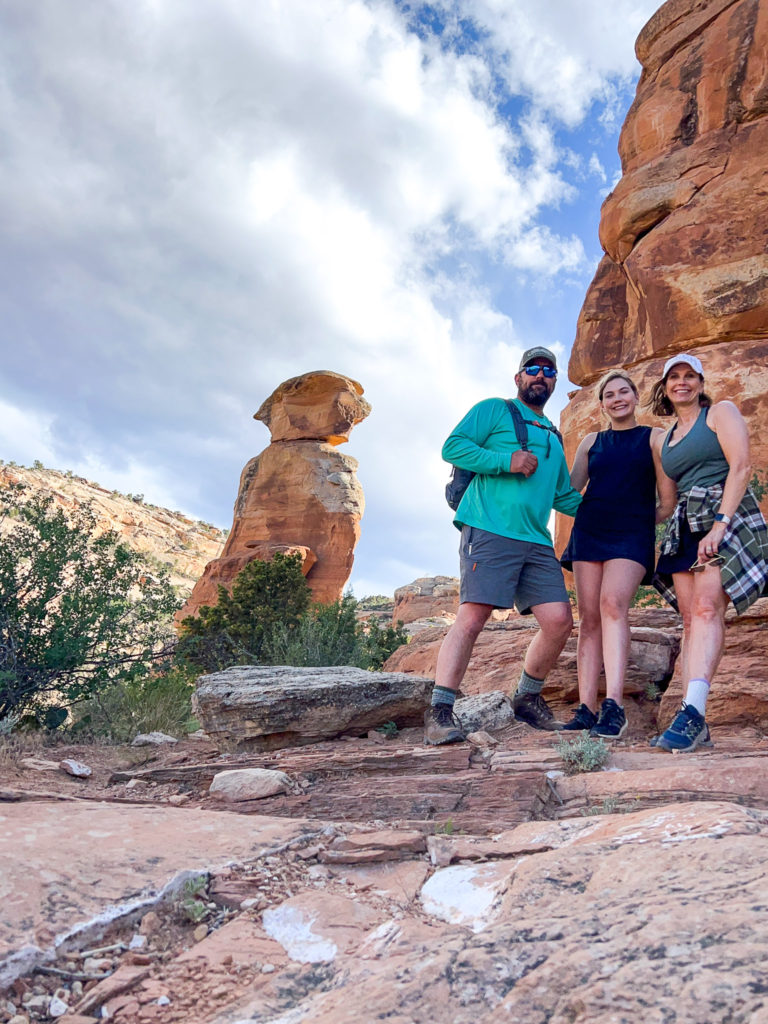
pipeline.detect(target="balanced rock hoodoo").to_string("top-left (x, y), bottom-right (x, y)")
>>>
top-left (180, 371), bottom-right (370, 618)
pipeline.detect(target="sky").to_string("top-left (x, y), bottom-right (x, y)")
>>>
top-left (0, 0), bottom-right (662, 598)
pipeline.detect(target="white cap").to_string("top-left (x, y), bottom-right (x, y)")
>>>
top-left (662, 353), bottom-right (703, 378)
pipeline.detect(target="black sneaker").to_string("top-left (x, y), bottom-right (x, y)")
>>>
top-left (561, 703), bottom-right (598, 731)
top-left (654, 702), bottom-right (712, 752)
top-left (590, 698), bottom-right (627, 739)
top-left (512, 692), bottom-right (563, 731)
top-left (423, 703), bottom-right (466, 745)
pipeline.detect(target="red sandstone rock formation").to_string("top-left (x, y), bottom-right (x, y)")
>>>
top-left (391, 576), bottom-right (460, 624)
top-left (559, 0), bottom-right (768, 555)
top-left (180, 371), bottom-right (370, 618)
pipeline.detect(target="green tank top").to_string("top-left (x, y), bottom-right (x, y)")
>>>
top-left (661, 406), bottom-right (730, 491)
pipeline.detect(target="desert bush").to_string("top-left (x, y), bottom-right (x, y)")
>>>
top-left (360, 616), bottom-right (408, 669)
top-left (0, 485), bottom-right (179, 720)
top-left (555, 733), bottom-right (610, 773)
top-left (265, 593), bottom-right (363, 666)
top-left (70, 663), bottom-right (198, 742)
top-left (176, 552), bottom-right (311, 672)
top-left (266, 594), bottom-right (408, 669)
top-left (356, 594), bottom-right (393, 610)
top-left (179, 558), bottom-right (408, 673)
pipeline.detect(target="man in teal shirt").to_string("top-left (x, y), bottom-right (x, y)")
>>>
top-left (425, 346), bottom-right (582, 744)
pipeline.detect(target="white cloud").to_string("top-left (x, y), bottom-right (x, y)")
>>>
top-left (0, 401), bottom-right (57, 468)
top-left (429, 0), bottom-right (659, 125)
top-left (0, 0), bottom-right (651, 594)
top-left (588, 153), bottom-right (608, 183)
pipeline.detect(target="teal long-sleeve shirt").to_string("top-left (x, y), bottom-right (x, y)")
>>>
top-left (442, 397), bottom-right (582, 544)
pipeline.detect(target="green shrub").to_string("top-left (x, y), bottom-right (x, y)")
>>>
top-left (555, 733), bottom-right (610, 774)
top-left (360, 616), bottom-right (409, 669)
top-left (266, 595), bottom-right (408, 669)
top-left (70, 663), bottom-right (198, 742)
top-left (266, 594), bottom-right (362, 666)
top-left (0, 485), bottom-right (179, 720)
top-left (179, 559), bottom-right (408, 674)
top-left (177, 552), bottom-right (311, 672)
top-left (356, 594), bottom-right (393, 610)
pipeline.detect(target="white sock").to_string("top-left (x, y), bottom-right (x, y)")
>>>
top-left (685, 678), bottom-right (710, 716)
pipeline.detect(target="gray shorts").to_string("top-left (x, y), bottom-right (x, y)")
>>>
top-left (459, 525), bottom-right (568, 614)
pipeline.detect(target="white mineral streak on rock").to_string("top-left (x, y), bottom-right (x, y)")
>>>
top-left (420, 862), bottom-right (511, 933)
top-left (262, 905), bottom-right (338, 963)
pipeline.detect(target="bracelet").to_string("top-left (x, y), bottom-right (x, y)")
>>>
top-left (714, 513), bottom-right (731, 525)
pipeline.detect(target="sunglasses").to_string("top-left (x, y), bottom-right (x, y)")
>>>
top-left (689, 554), bottom-right (726, 573)
top-left (522, 365), bottom-right (557, 379)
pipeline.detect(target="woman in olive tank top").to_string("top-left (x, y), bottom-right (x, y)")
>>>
top-left (650, 353), bottom-right (768, 752)
top-left (560, 370), bottom-right (676, 738)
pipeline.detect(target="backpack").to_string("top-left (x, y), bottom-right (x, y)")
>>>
top-left (445, 399), bottom-right (564, 511)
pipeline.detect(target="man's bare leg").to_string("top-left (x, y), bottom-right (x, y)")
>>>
top-left (512, 601), bottom-right (573, 731)
top-left (434, 602), bottom-right (494, 691)
top-left (425, 602), bottom-right (493, 745)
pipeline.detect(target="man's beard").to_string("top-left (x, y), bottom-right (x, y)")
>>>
top-left (518, 382), bottom-right (549, 407)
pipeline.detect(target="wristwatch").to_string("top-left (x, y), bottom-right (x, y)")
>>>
top-left (714, 512), bottom-right (732, 525)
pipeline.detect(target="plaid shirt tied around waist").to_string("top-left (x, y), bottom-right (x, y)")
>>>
top-left (653, 484), bottom-right (768, 615)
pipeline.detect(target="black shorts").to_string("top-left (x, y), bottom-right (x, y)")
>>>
top-left (656, 519), bottom-right (706, 576)
top-left (459, 525), bottom-right (569, 614)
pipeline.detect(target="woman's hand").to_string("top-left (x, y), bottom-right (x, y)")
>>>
top-left (697, 520), bottom-right (727, 562)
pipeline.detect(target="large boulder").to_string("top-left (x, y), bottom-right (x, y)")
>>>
top-left (193, 665), bottom-right (434, 751)
top-left (180, 371), bottom-right (370, 619)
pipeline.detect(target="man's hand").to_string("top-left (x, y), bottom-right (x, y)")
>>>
top-left (509, 450), bottom-right (538, 477)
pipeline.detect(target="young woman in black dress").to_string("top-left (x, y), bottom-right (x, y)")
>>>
top-left (561, 370), bottom-right (676, 737)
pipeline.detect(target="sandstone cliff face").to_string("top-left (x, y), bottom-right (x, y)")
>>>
top-left (181, 371), bottom-right (370, 618)
top-left (570, 0), bottom-right (768, 383)
top-left (0, 464), bottom-right (225, 597)
top-left (560, 0), bottom-right (768, 551)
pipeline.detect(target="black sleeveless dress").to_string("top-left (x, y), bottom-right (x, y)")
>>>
top-left (561, 425), bottom-right (657, 583)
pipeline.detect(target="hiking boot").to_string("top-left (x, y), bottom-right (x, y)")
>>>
top-left (423, 703), bottom-right (466, 745)
top-left (654, 702), bottom-right (712, 752)
top-left (561, 703), bottom-right (598, 731)
top-left (512, 692), bottom-right (563, 731)
top-left (590, 698), bottom-right (627, 739)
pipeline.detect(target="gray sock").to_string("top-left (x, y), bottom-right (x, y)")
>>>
top-left (431, 685), bottom-right (456, 708)
top-left (516, 670), bottom-right (545, 696)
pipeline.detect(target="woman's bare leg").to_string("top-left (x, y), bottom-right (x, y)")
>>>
top-left (572, 561), bottom-right (603, 712)
top-left (599, 559), bottom-right (646, 703)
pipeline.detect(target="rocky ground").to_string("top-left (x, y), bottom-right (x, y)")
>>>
top-left (3, 702), bottom-right (768, 1024)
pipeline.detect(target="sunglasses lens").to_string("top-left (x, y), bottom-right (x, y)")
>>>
top-left (690, 555), bottom-right (725, 572)
top-left (524, 366), bottom-right (556, 378)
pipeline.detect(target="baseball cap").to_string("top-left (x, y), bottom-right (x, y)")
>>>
top-left (518, 346), bottom-right (558, 372)
top-left (662, 353), bottom-right (704, 378)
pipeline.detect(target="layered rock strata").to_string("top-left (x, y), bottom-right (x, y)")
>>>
top-left (560, 0), bottom-right (768, 551)
top-left (181, 371), bottom-right (370, 616)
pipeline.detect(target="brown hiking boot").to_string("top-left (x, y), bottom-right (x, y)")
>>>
top-left (512, 692), bottom-right (563, 731)
top-left (423, 703), bottom-right (466, 745)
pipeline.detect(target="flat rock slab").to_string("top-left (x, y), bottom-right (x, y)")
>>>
top-left (194, 665), bottom-right (434, 751)
top-left (0, 801), bottom-right (311, 977)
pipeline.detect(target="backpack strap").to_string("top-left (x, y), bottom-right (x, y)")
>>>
top-left (505, 398), bottom-right (563, 448)
top-left (503, 399), bottom-right (529, 450)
